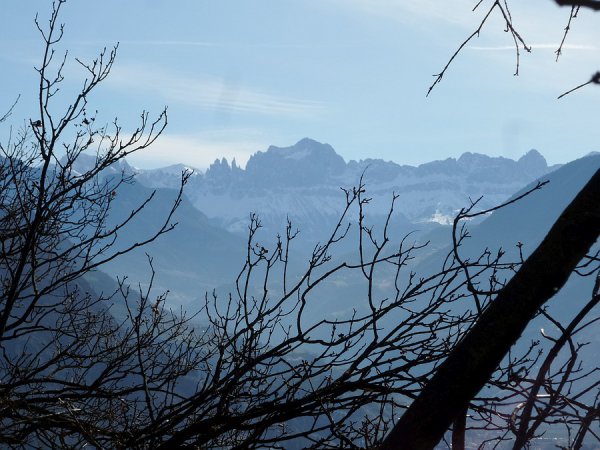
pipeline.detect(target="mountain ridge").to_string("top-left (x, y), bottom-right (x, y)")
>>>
top-left (133, 138), bottom-right (561, 236)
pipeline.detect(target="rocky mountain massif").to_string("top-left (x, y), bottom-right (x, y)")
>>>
top-left (135, 138), bottom-right (560, 238)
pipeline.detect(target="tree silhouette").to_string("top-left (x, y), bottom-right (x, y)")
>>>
top-left (382, 1), bottom-right (600, 447)
top-left (1, 1), bottom-right (599, 449)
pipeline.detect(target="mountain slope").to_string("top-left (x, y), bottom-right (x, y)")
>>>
top-left (101, 180), bottom-right (246, 306)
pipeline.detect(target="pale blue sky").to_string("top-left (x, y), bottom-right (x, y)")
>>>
top-left (1, 1), bottom-right (600, 169)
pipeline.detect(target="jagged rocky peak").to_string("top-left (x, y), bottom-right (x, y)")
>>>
top-left (231, 158), bottom-right (242, 172)
top-left (518, 149), bottom-right (547, 175)
top-left (454, 150), bottom-right (548, 174)
top-left (457, 152), bottom-right (496, 170)
top-left (204, 157), bottom-right (242, 175)
top-left (208, 157), bottom-right (231, 173)
top-left (263, 138), bottom-right (344, 166)
top-left (347, 158), bottom-right (406, 183)
top-left (202, 157), bottom-right (236, 190)
top-left (245, 138), bottom-right (346, 187)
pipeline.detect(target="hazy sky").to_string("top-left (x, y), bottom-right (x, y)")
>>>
top-left (2, 1), bottom-right (600, 169)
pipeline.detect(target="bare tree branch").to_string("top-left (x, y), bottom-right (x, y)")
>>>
top-left (556, 0), bottom-right (600, 11)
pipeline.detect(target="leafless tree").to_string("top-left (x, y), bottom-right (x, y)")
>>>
top-left (3, 1), bottom-right (598, 449)
top-left (0, 0), bottom-right (195, 447)
top-left (468, 272), bottom-right (600, 449)
top-left (426, 0), bottom-right (600, 99)
top-left (381, 1), bottom-right (600, 448)
top-left (0, 1), bottom-right (486, 448)
top-left (0, 3), bottom-right (499, 438)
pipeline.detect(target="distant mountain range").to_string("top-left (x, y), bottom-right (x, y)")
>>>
top-left (71, 139), bottom-right (596, 311)
top-left (134, 138), bottom-right (561, 238)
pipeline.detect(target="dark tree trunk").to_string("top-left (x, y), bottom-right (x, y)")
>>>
top-left (451, 406), bottom-right (467, 450)
top-left (381, 169), bottom-right (600, 450)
